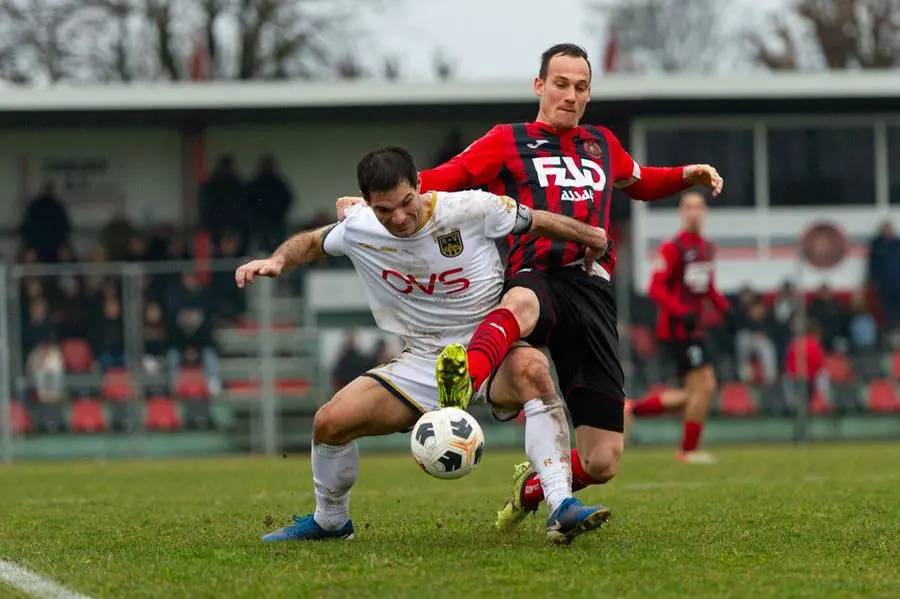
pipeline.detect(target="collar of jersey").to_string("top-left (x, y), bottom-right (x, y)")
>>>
top-left (532, 120), bottom-right (579, 137)
top-left (410, 191), bottom-right (437, 235)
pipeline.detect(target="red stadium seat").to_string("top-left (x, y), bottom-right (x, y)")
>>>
top-left (0, 401), bottom-right (31, 434)
top-left (824, 353), bottom-right (853, 383)
top-left (71, 398), bottom-right (108, 433)
top-left (176, 367), bottom-right (209, 400)
top-left (226, 379), bottom-right (258, 399)
top-left (867, 380), bottom-right (900, 413)
top-left (101, 368), bottom-right (133, 401)
top-left (145, 397), bottom-right (182, 431)
top-left (60, 338), bottom-right (94, 373)
top-left (227, 379), bottom-right (312, 398)
top-left (719, 383), bottom-right (757, 416)
top-left (233, 318), bottom-right (296, 332)
top-left (276, 379), bottom-right (312, 396)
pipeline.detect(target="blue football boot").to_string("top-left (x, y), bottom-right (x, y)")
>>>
top-left (545, 497), bottom-right (611, 545)
top-left (261, 514), bottom-right (354, 542)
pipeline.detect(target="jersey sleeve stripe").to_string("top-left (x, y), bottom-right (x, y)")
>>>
top-left (321, 223), bottom-right (341, 257)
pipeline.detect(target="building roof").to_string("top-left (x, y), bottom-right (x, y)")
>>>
top-left (2, 71), bottom-right (900, 113)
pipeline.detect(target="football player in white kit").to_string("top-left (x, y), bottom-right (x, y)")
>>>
top-left (235, 147), bottom-right (610, 544)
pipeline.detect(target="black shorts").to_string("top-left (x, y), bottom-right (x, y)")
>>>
top-left (504, 266), bottom-right (625, 433)
top-left (664, 338), bottom-right (711, 379)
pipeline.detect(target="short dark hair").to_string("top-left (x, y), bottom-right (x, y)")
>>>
top-left (677, 190), bottom-right (708, 206)
top-left (356, 147), bottom-right (418, 200)
top-left (539, 43), bottom-right (591, 80)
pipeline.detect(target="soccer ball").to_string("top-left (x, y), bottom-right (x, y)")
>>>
top-left (410, 408), bottom-right (485, 480)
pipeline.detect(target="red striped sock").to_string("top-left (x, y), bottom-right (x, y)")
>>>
top-left (632, 392), bottom-right (666, 417)
top-left (466, 308), bottom-right (520, 392)
top-left (569, 448), bottom-right (600, 492)
top-left (680, 421), bottom-right (703, 452)
top-left (521, 448), bottom-right (600, 507)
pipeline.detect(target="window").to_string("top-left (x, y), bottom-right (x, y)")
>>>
top-left (888, 126), bottom-right (900, 205)
top-left (768, 127), bottom-right (875, 206)
top-left (644, 129), bottom-right (754, 209)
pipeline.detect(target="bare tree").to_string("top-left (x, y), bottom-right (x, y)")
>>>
top-left (432, 48), bottom-right (455, 81)
top-left (0, 0), bottom-right (84, 83)
top-left (0, 0), bottom-right (394, 83)
top-left (590, 0), bottom-right (726, 73)
top-left (750, 0), bottom-right (900, 70)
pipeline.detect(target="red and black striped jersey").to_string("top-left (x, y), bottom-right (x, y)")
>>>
top-left (419, 122), bottom-right (641, 277)
top-left (648, 230), bottom-right (730, 341)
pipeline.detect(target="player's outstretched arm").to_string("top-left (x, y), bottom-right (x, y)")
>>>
top-left (235, 225), bottom-right (332, 288)
top-left (529, 210), bottom-right (608, 255)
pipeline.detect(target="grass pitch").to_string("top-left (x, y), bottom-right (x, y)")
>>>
top-left (1, 443), bottom-right (898, 598)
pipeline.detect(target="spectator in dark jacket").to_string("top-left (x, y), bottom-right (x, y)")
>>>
top-left (199, 155), bottom-right (249, 255)
top-left (246, 155), bottom-right (294, 254)
top-left (18, 182), bottom-right (71, 263)
top-left (867, 221), bottom-right (900, 334)
top-left (164, 272), bottom-right (221, 395)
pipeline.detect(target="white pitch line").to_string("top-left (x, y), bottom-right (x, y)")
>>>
top-left (0, 560), bottom-right (93, 599)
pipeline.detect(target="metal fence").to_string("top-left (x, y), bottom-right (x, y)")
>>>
top-left (1, 238), bottom-right (898, 464)
top-left (0, 259), bottom-right (337, 462)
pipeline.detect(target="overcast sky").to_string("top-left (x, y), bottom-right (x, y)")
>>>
top-left (362, 0), bottom-right (783, 81)
top-left (364, 0), bottom-right (600, 81)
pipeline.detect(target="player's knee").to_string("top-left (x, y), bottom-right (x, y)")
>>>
top-left (312, 404), bottom-right (351, 445)
top-left (509, 351), bottom-right (555, 400)
top-left (499, 287), bottom-right (540, 337)
top-left (582, 439), bottom-right (623, 483)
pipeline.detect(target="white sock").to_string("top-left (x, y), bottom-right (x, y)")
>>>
top-left (523, 398), bottom-right (572, 513)
top-left (311, 440), bottom-right (359, 530)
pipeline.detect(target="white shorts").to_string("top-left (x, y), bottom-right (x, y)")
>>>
top-left (365, 350), bottom-right (518, 421)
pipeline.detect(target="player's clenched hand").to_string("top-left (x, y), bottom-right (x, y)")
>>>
top-left (235, 257), bottom-right (285, 288)
top-left (582, 227), bottom-right (609, 273)
top-left (683, 164), bottom-right (724, 197)
top-left (336, 196), bottom-right (364, 221)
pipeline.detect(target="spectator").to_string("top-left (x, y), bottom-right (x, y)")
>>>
top-left (26, 339), bottom-right (66, 405)
top-left (18, 182), bottom-right (71, 263)
top-left (332, 332), bottom-right (374, 390)
top-left (734, 300), bottom-right (778, 384)
top-left (165, 272), bottom-right (221, 395)
top-left (210, 232), bottom-right (247, 323)
top-left (20, 277), bottom-right (47, 324)
top-left (246, 155), bottom-right (294, 254)
top-left (125, 234), bottom-right (148, 262)
top-left (848, 290), bottom-right (878, 355)
top-left (784, 318), bottom-right (828, 410)
top-left (22, 298), bottom-right (55, 357)
top-left (199, 155), bottom-right (249, 255)
top-left (770, 280), bottom-right (798, 361)
top-left (83, 243), bottom-right (112, 298)
top-left (53, 275), bottom-right (88, 339)
top-left (90, 296), bottom-right (125, 372)
top-left (100, 213), bottom-right (139, 262)
top-left (142, 302), bottom-right (169, 377)
top-left (809, 284), bottom-right (850, 351)
top-left (867, 220), bottom-right (900, 336)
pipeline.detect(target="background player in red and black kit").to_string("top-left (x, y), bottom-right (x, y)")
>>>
top-left (420, 44), bottom-right (724, 529)
top-left (627, 191), bottom-right (730, 464)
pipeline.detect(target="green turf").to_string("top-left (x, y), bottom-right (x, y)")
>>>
top-left (1, 443), bottom-right (898, 599)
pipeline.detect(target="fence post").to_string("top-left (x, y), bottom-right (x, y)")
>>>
top-left (123, 264), bottom-right (147, 454)
top-left (257, 276), bottom-right (278, 457)
top-left (0, 265), bottom-right (13, 464)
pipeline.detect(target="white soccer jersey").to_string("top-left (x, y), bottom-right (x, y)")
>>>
top-left (322, 190), bottom-right (525, 355)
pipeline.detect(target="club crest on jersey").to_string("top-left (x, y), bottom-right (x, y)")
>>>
top-left (582, 139), bottom-right (602, 159)
top-left (437, 229), bottom-right (464, 258)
